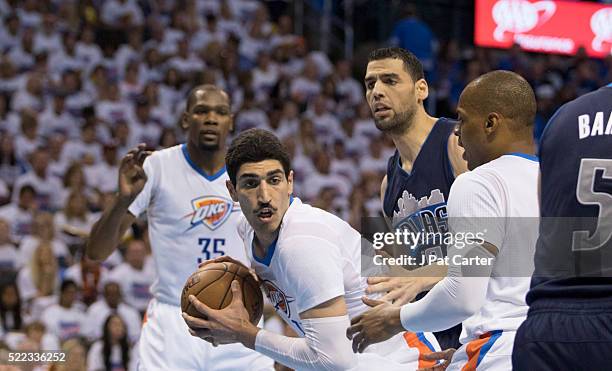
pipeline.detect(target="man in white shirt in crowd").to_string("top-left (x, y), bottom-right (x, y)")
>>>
top-left (108, 239), bottom-right (155, 314)
top-left (42, 280), bottom-right (87, 342)
top-left (85, 281), bottom-right (141, 343)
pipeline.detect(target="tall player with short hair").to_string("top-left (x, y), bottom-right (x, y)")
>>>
top-left (182, 128), bottom-right (440, 371)
top-left (364, 47), bottom-right (468, 349)
top-left (348, 71), bottom-right (541, 370)
top-left (513, 84), bottom-right (612, 370)
top-left (86, 85), bottom-right (273, 370)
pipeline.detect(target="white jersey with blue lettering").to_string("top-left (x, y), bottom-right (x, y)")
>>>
top-left (129, 144), bottom-right (247, 306)
top-left (128, 144), bottom-right (273, 370)
top-left (239, 198), bottom-right (440, 369)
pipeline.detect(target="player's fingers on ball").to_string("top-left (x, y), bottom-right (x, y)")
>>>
top-left (189, 294), bottom-right (212, 316)
top-left (230, 280), bottom-right (243, 303)
top-left (367, 276), bottom-right (388, 285)
top-left (181, 313), bottom-right (209, 329)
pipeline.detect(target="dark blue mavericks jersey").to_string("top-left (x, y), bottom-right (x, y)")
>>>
top-left (383, 118), bottom-right (457, 262)
top-left (528, 84), bottom-right (612, 304)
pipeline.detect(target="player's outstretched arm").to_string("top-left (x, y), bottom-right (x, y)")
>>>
top-left (86, 144), bottom-right (151, 261)
top-left (367, 263), bottom-right (447, 305)
top-left (183, 288), bottom-right (357, 371)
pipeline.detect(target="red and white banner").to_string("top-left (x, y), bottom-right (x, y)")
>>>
top-left (475, 0), bottom-right (612, 58)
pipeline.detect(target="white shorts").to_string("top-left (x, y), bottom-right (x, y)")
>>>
top-left (447, 330), bottom-right (513, 371)
top-left (136, 299), bottom-right (274, 370)
top-left (359, 331), bottom-right (440, 370)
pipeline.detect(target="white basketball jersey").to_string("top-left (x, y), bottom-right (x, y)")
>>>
top-left (239, 198), bottom-right (368, 336)
top-left (129, 144), bottom-right (247, 306)
top-left (447, 154), bottom-right (539, 343)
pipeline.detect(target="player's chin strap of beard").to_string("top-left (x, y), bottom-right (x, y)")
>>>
top-left (255, 315), bottom-right (357, 371)
top-left (399, 243), bottom-right (496, 333)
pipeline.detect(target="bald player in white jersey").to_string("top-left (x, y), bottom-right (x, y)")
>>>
top-left (348, 71), bottom-right (540, 370)
top-left (86, 85), bottom-right (273, 370)
top-left (181, 128), bottom-right (440, 371)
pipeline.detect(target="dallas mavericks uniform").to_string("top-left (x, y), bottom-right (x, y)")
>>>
top-left (129, 144), bottom-right (273, 370)
top-left (513, 85), bottom-right (612, 370)
top-left (383, 117), bottom-right (461, 349)
top-left (444, 154), bottom-right (539, 371)
top-left (240, 198), bottom-right (440, 370)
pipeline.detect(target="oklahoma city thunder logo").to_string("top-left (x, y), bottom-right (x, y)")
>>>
top-left (183, 196), bottom-right (234, 231)
top-left (262, 280), bottom-right (294, 317)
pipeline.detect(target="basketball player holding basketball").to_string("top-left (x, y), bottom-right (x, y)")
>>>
top-left (87, 85), bottom-right (273, 370)
top-left (513, 84), bottom-right (612, 370)
top-left (364, 47), bottom-right (468, 350)
top-left (348, 71), bottom-right (541, 370)
top-left (182, 128), bottom-right (441, 371)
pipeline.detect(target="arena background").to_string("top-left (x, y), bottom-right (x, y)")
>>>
top-left (0, 0), bottom-right (610, 369)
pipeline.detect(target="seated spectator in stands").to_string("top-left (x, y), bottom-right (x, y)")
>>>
top-left (61, 122), bottom-right (103, 167)
top-left (17, 211), bottom-right (70, 269)
top-left (16, 241), bottom-right (59, 305)
top-left (41, 280), bottom-right (86, 342)
top-left (59, 163), bottom-right (92, 207)
top-left (3, 321), bottom-right (60, 352)
top-left (55, 337), bottom-right (87, 371)
top-left (0, 283), bottom-right (22, 335)
top-left (0, 218), bottom-right (18, 274)
top-left (14, 110), bottom-right (41, 161)
top-left (0, 134), bottom-right (27, 188)
top-left (158, 128), bottom-right (178, 149)
top-left (85, 281), bottom-right (141, 343)
top-left (100, 0), bottom-right (144, 29)
top-left (39, 90), bottom-right (79, 139)
top-left (87, 314), bottom-right (135, 371)
top-left (303, 149), bottom-right (351, 201)
top-left (0, 185), bottom-right (36, 243)
top-left (290, 57), bottom-right (321, 104)
top-left (12, 147), bottom-right (63, 211)
top-left (55, 191), bottom-right (97, 250)
top-left (11, 73), bottom-right (45, 112)
top-left (108, 239), bottom-right (154, 314)
top-left (64, 254), bottom-right (109, 305)
top-left (84, 142), bottom-right (119, 195)
top-left (128, 97), bottom-right (162, 148)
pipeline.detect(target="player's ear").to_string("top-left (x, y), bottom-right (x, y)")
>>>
top-left (180, 112), bottom-right (190, 131)
top-left (485, 113), bottom-right (500, 134)
top-left (287, 170), bottom-right (294, 195)
top-left (415, 78), bottom-right (429, 103)
top-left (226, 180), bottom-right (238, 202)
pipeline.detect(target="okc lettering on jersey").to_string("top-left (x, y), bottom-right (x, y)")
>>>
top-left (183, 196), bottom-right (236, 232)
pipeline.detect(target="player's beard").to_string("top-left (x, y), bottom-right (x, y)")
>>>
top-left (198, 141), bottom-right (220, 151)
top-left (374, 108), bottom-right (415, 135)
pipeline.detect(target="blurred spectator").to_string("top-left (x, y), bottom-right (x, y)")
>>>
top-left (12, 147), bottom-right (63, 211)
top-left (108, 239), bottom-right (154, 314)
top-left (61, 122), bottom-right (103, 166)
top-left (290, 57), bottom-right (320, 104)
top-left (0, 134), bottom-right (26, 189)
top-left (303, 149), bottom-right (351, 201)
top-left (87, 314), bottom-right (135, 371)
top-left (389, 5), bottom-right (436, 80)
top-left (41, 280), bottom-right (86, 342)
top-left (4, 321), bottom-right (60, 352)
top-left (0, 218), bottom-right (17, 274)
top-left (84, 143), bottom-right (120, 194)
top-left (17, 211), bottom-right (70, 269)
top-left (16, 241), bottom-right (59, 304)
top-left (39, 90), bottom-right (80, 139)
top-left (14, 110), bottom-right (41, 161)
top-left (55, 191), bottom-right (97, 249)
top-left (55, 337), bottom-right (88, 371)
top-left (85, 281), bottom-right (141, 343)
top-left (0, 185), bottom-right (36, 242)
top-left (64, 254), bottom-right (109, 305)
top-left (128, 97), bottom-right (162, 148)
top-left (12, 73), bottom-right (45, 112)
top-left (0, 283), bottom-right (22, 335)
top-left (100, 0), bottom-right (144, 29)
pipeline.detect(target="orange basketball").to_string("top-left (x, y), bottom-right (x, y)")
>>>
top-left (181, 261), bottom-right (263, 325)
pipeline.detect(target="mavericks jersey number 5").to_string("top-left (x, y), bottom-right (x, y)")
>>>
top-left (128, 144), bottom-right (247, 306)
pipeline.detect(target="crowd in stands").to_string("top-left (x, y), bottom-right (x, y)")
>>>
top-left (0, 0), bottom-right (609, 369)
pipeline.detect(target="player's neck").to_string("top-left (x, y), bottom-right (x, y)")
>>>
top-left (186, 142), bottom-right (226, 176)
top-left (252, 230), bottom-right (280, 260)
top-left (390, 111), bottom-right (438, 171)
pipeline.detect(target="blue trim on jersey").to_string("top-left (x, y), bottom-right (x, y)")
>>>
top-left (253, 237), bottom-right (277, 266)
top-left (477, 330), bottom-right (503, 367)
top-left (506, 152), bottom-right (538, 162)
top-left (417, 332), bottom-right (436, 352)
top-left (181, 144), bottom-right (227, 181)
